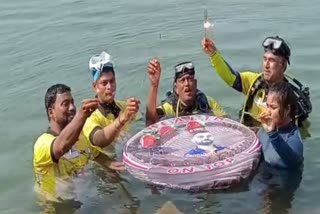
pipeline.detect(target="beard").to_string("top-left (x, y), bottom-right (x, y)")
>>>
top-left (57, 112), bottom-right (75, 128)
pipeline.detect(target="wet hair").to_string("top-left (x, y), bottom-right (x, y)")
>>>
top-left (45, 84), bottom-right (71, 120)
top-left (268, 82), bottom-right (297, 122)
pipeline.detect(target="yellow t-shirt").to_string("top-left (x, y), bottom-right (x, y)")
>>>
top-left (157, 95), bottom-right (226, 118)
top-left (82, 100), bottom-right (129, 158)
top-left (33, 131), bottom-right (100, 201)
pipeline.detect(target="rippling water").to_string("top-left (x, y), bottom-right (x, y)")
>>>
top-left (1, 0), bottom-right (320, 213)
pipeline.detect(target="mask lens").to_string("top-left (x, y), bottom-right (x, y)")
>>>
top-left (263, 38), bottom-right (282, 49)
top-left (175, 62), bottom-right (194, 73)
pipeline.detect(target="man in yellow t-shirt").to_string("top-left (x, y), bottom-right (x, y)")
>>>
top-left (33, 84), bottom-right (125, 202)
top-left (82, 51), bottom-right (140, 158)
top-left (146, 59), bottom-right (226, 125)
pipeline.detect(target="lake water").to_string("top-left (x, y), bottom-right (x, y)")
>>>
top-left (1, 0), bottom-right (319, 213)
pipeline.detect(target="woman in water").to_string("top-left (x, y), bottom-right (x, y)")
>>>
top-left (258, 82), bottom-right (303, 169)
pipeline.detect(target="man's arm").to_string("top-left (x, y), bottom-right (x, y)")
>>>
top-left (52, 99), bottom-right (99, 161)
top-left (202, 38), bottom-right (259, 95)
top-left (91, 115), bottom-right (125, 148)
top-left (94, 152), bottom-right (126, 171)
top-left (209, 51), bottom-right (243, 92)
top-left (91, 97), bottom-right (140, 148)
top-left (146, 85), bottom-right (160, 126)
top-left (146, 59), bottom-right (162, 126)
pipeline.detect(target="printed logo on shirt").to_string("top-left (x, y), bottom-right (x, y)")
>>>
top-left (63, 147), bottom-right (91, 160)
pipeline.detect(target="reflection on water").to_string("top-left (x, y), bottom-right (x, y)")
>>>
top-left (36, 163), bottom-right (140, 214)
top-left (258, 162), bottom-right (303, 214)
top-left (36, 160), bottom-right (303, 214)
top-left (37, 199), bottom-right (82, 214)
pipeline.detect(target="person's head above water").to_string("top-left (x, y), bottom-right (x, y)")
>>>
top-left (173, 61), bottom-right (198, 106)
top-left (45, 84), bottom-right (76, 128)
top-left (262, 36), bottom-right (291, 84)
top-left (89, 51), bottom-right (116, 104)
top-left (266, 82), bottom-right (297, 127)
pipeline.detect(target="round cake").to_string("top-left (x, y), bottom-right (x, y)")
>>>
top-left (123, 115), bottom-right (261, 190)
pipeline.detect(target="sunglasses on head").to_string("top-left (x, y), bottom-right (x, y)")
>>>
top-left (262, 36), bottom-right (291, 64)
top-left (174, 62), bottom-right (195, 80)
top-left (263, 37), bottom-right (284, 49)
